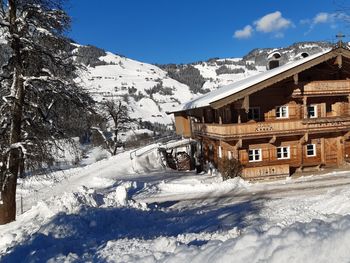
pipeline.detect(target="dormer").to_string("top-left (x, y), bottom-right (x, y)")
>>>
top-left (267, 52), bottom-right (281, 70)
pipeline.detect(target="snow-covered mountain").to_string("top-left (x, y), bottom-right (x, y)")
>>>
top-left (74, 45), bottom-right (193, 125)
top-left (74, 41), bottom-right (332, 125)
top-left (0, 39), bottom-right (332, 126)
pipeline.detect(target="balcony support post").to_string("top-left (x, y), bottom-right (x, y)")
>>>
top-left (303, 96), bottom-right (308, 119)
top-left (238, 111), bottom-right (242, 124)
top-left (219, 109), bottom-right (222, 124)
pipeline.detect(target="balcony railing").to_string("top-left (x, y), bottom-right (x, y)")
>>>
top-left (192, 116), bottom-right (350, 139)
top-left (292, 80), bottom-right (350, 97)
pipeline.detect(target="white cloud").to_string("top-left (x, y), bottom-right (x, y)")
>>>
top-left (233, 11), bottom-right (293, 40)
top-left (254, 11), bottom-right (292, 33)
top-left (234, 25), bottom-right (253, 39)
top-left (302, 12), bottom-right (350, 34)
top-left (313, 12), bottom-right (331, 24)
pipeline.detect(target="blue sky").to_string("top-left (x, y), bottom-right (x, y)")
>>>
top-left (67, 0), bottom-right (350, 64)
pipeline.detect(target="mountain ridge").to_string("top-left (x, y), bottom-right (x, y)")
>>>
top-left (74, 41), bottom-right (331, 125)
top-left (0, 39), bottom-right (333, 126)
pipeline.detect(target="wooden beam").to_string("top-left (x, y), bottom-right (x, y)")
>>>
top-left (336, 54), bottom-right (343, 69)
top-left (299, 132), bottom-right (309, 145)
top-left (337, 137), bottom-right (344, 166)
top-left (343, 131), bottom-right (350, 141)
top-left (220, 140), bottom-right (236, 151)
top-left (293, 73), bottom-right (298, 85)
top-left (303, 96), bottom-right (308, 119)
top-left (236, 139), bottom-right (242, 149)
top-left (210, 50), bottom-right (339, 109)
top-left (242, 95), bottom-right (250, 113)
top-left (321, 137), bottom-right (325, 164)
top-left (269, 135), bottom-right (277, 144)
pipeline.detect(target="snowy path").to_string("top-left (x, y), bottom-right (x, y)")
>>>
top-left (135, 171), bottom-right (350, 204)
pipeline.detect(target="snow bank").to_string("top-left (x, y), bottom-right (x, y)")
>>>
top-left (155, 214), bottom-right (350, 263)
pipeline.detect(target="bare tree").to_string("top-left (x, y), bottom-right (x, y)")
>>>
top-left (92, 99), bottom-right (133, 155)
top-left (0, 0), bottom-right (92, 224)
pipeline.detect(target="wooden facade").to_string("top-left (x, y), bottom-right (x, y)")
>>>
top-left (171, 46), bottom-right (350, 180)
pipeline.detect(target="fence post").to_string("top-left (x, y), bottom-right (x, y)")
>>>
top-left (21, 195), bottom-right (23, 214)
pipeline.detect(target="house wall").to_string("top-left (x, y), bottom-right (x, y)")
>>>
top-left (174, 113), bottom-right (191, 137)
top-left (200, 133), bottom-right (347, 180)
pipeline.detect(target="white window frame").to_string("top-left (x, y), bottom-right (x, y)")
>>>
top-left (248, 107), bottom-right (260, 121)
top-left (248, 149), bottom-right (262, 162)
top-left (276, 105), bottom-right (289, 119)
top-left (277, 146), bottom-right (290, 160)
top-left (307, 104), bottom-right (317, 118)
top-left (306, 144), bottom-right (316, 157)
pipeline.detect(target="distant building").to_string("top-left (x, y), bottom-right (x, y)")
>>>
top-left (169, 44), bottom-right (350, 180)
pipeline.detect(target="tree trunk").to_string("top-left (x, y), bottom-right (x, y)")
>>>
top-left (0, 173), bottom-right (17, 224)
top-left (0, 72), bottom-right (24, 224)
top-left (113, 130), bottom-right (118, 155)
top-left (0, 0), bottom-right (24, 224)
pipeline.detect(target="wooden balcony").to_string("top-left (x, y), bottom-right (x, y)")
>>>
top-left (193, 116), bottom-right (350, 140)
top-left (292, 80), bottom-right (350, 97)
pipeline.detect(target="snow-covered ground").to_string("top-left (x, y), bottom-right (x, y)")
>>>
top-left (2, 142), bottom-right (350, 262)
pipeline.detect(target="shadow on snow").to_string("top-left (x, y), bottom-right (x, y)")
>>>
top-left (1, 197), bottom-right (267, 262)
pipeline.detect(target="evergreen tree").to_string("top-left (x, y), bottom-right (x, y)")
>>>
top-left (0, 0), bottom-right (92, 224)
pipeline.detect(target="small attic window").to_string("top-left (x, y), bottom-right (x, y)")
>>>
top-left (267, 52), bottom-right (281, 69)
top-left (301, 52), bottom-right (309, 58)
top-left (272, 53), bottom-right (281, 59)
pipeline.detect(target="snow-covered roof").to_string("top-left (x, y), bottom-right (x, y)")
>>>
top-left (171, 48), bottom-right (332, 113)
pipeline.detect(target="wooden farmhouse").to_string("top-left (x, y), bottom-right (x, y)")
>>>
top-left (170, 44), bottom-right (350, 180)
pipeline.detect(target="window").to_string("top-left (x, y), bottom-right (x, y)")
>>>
top-left (307, 105), bottom-right (317, 118)
top-left (248, 149), bottom-right (262, 162)
top-left (276, 106), bottom-right (289, 118)
top-left (277, 146), bottom-right (290, 159)
top-left (248, 107), bottom-right (260, 121)
top-left (228, 151), bottom-right (232, 160)
top-left (306, 144), bottom-right (316, 157)
top-left (218, 146), bottom-right (222, 158)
